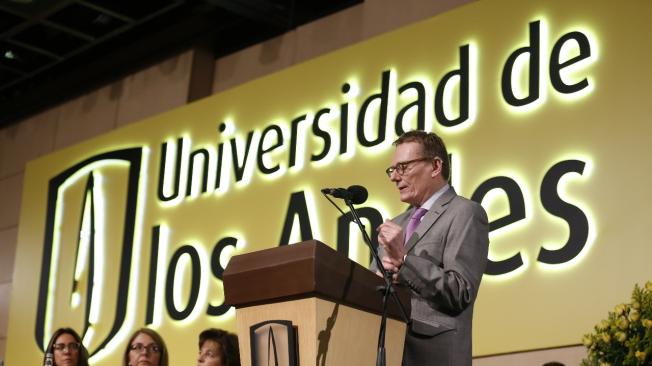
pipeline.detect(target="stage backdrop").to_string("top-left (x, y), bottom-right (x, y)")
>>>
top-left (7, 0), bottom-right (652, 364)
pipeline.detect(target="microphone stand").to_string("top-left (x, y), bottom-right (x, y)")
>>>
top-left (342, 198), bottom-right (410, 366)
top-left (44, 352), bottom-right (54, 366)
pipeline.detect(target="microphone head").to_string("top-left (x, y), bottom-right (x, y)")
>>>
top-left (347, 185), bottom-right (368, 204)
top-left (45, 353), bottom-right (54, 366)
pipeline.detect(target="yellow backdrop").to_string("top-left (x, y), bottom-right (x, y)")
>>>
top-left (7, 0), bottom-right (652, 364)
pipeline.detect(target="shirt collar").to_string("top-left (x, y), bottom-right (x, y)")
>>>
top-left (420, 183), bottom-right (450, 211)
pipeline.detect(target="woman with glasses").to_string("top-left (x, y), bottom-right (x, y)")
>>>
top-left (123, 328), bottom-right (169, 366)
top-left (197, 328), bottom-right (240, 366)
top-left (43, 327), bottom-right (89, 366)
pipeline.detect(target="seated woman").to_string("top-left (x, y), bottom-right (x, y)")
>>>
top-left (123, 328), bottom-right (169, 366)
top-left (197, 328), bottom-right (240, 366)
top-left (43, 327), bottom-right (89, 366)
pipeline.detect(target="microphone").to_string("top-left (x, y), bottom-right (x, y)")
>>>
top-left (321, 182), bottom-right (411, 365)
top-left (45, 353), bottom-right (54, 366)
top-left (321, 185), bottom-right (368, 204)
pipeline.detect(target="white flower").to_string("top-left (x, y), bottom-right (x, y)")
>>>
top-left (615, 331), bottom-right (626, 342)
top-left (616, 317), bottom-right (629, 330)
top-left (615, 303), bottom-right (627, 316)
top-left (635, 350), bottom-right (647, 362)
top-left (629, 309), bottom-right (640, 322)
top-left (642, 319), bottom-right (652, 329)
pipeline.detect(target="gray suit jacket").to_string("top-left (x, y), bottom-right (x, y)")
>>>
top-left (377, 187), bottom-right (489, 365)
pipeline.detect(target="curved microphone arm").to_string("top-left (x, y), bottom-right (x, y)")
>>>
top-left (342, 198), bottom-right (410, 319)
top-left (320, 190), bottom-right (410, 321)
top-left (342, 197), bottom-right (410, 366)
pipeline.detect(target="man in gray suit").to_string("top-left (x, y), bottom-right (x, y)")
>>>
top-left (376, 130), bottom-right (489, 365)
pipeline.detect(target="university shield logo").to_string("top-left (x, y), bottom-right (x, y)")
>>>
top-left (250, 320), bottom-right (298, 366)
top-left (34, 147), bottom-right (143, 356)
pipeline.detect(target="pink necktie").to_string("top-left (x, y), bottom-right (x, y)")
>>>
top-left (405, 207), bottom-right (428, 244)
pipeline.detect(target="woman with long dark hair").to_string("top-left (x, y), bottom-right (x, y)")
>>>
top-left (43, 328), bottom-right (89, 366)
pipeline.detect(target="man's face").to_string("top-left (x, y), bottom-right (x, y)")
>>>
top-left (389, 141), bottom-right (439, 206)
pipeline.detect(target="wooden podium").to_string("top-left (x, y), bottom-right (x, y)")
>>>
top-left (223, 240), bottom-right (410, 366)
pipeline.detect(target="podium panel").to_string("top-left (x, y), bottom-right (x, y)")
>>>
top-left (236, 297), bottom-right (405, 365)
top-left (224, 240), bottom-right (411, 366)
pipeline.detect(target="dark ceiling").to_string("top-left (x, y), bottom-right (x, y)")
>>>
top-left (0, 0), bottom-right (362, 127)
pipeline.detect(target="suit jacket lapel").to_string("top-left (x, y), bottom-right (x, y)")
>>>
top-left (405, 187), bottom-right (457, 253)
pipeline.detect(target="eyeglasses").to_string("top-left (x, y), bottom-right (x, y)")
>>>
top-left (129, 343), bottom-right (161, 354)
top-left (52, 343), bottom-right (81, 352)
top-left (385, 157), bottom-right (434, 178)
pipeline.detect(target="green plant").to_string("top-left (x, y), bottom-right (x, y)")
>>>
top-left (581, 281), bottom-right (652, 366)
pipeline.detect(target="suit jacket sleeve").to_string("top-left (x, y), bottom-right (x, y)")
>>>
top-left (399, 200), bottom-right (489, 316)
